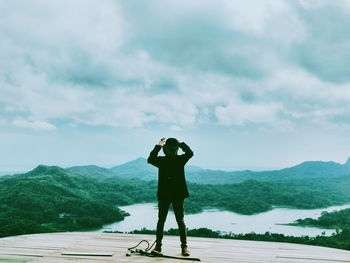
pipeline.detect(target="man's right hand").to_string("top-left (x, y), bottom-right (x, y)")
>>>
top-left (158, 138), bottom-right (166, 146)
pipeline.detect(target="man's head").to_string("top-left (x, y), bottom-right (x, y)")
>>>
top-left (163, 138), bottom-right (179, 157)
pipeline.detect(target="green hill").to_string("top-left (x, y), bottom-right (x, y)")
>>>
top-left (291, 207), bottom-right (350, 229)
top-left (66, 165), bottom-right (118, 180)
top-left (109, 157), bottom-right (158, 180)
top-left (0, 165), bottom-right (129, 238)
top-left (63, 159), bottom-right (350, 215)
top-left (2, 160), bottom-right (350, 238)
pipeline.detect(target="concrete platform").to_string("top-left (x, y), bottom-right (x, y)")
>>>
top-left (0, 232), bottom-right (350, 262)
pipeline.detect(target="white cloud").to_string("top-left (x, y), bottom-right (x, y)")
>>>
top-left (215, 100), bottom-right (281, 126)
top-left (12, 119), bottom-right (57, 130)
top-left (298, 0), bottom-right (350, 10)
top-left (266, 67), bottom-right (350, 125)
top-left (0, 0), bottom-right (124, 56)
top-left (170, 125), bottom-right (183, 131)
top-left (1, 0), bottom-right (350, 171)
top-left (222, 0), bottom-right (304, 40)
top-left (0, 0), bottom-right (350, 132)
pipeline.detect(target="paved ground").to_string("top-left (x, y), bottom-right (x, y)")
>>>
top-left (0, 232), bottom-right (350, 262)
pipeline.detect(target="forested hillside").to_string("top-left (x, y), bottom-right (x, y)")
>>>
top-left (2, 163), bottom-right (350, 238)
top-left (185, 177), bottom-right (350, 214)
top-left (291, 208), bottom-right (350, 229)
top-left (0, 165), bottom-right (150, 237)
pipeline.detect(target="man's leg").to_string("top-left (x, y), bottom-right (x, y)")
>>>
top-left (155, 199), bottom-right (171, 250)
top-left (172, 198), bottom-right (187, 248)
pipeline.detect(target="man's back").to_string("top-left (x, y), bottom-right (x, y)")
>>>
top-left (147, 140), bottom-right (194, 200)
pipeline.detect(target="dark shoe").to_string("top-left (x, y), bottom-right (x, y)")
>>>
top-left (181, 246), bottom-right (190, 256)
top-left (151, 245), bottom-right (162, 255)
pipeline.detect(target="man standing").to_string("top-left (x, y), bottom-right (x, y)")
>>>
top-left (147, 137), bottom-right (194, 256)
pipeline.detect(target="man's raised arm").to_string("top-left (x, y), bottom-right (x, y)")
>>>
top-left (147, 138), bottom-right (165, 168)
top-left (179, 142), bottom-right (194, 165)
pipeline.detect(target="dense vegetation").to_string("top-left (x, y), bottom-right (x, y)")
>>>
top-left (70, 158), bottom-right (350, 216)
top-left (0, 165), bottom-right (141, 237)
top-left (184, 177), bottom-right (350, 214)
top-left (101, 175), bottom-right (350, 215)
top-left (1, 164), bottom-right (350, 240)
top-left (122, 227), bottom-right (350, 251)
top-left (291, 208), bottom-right (350, 229)
top-left (69, 158), bottom-right (350, 215)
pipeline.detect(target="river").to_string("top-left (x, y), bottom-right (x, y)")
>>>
top-left (97, 203), bottom-right (350, 237)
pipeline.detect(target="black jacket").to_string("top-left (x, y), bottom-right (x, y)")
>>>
top-left (147, 142), bottom-right (194, 201)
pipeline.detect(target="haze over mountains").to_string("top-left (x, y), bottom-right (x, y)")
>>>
top-left (66, 157), bottom-right (350, 184)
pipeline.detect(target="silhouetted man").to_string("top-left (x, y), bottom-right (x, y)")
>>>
top-left (147, 137), bottom-right (194, 256)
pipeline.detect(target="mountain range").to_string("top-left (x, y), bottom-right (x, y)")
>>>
top-left (2, 157), bottom-right (350, 238)
top-left (66, 157), bottom-right (350, 184)
top-left (1, 163), bottom-right (350, 250)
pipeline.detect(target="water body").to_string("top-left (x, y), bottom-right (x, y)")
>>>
top-left (98, 203), bottom-right (350, 237)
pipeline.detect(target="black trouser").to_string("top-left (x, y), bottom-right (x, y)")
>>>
top-left (156, 198), bottom-right (187, 248)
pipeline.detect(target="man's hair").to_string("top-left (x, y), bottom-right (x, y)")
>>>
top-left (164, 138), bottom-right (179, 148)
top-left (163, 138), bottom-right (179, 156)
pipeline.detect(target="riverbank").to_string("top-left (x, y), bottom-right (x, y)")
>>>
top-left (98, 202), bottom-right (350, 237)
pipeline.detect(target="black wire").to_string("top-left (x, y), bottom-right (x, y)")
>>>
top-left (127, 239), bottom-right (150, 251)
top-left (146, 240), bottom-right (156, 251)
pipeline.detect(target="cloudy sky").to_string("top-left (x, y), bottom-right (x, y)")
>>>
top-left (1, 0), bottom-right (350, 172)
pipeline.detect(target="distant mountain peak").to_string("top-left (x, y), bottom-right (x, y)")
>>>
top-left (133, 157), bottom-right (147, 162)
top-left (66, 164), bottom-right (117, 179)
top-left (110, 157), bottom-right (147, 169)
top-left (293, 160), bottom-right (339, 168)
top-left (344, 157), bottom-right (350, 166)
top-left (27, 165), bottom-right (68, 176)
top-left (127, 157), bottom-right (147, 164)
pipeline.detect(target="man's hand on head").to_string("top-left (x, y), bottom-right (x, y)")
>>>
top-left (178, 141), bottom-right (186, 150)
top-left (158, 138), bottom-right (166, 147)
